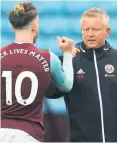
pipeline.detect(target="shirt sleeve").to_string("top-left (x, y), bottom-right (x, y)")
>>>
top-left (50, 52), bottom-right (73, 92)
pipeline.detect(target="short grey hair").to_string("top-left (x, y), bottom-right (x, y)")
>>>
top-left (80, 7), bottom-right (110, 28)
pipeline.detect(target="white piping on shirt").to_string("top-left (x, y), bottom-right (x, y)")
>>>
top-left (93, 49), bottom-right (105, 143)
top-left (79, 46), bottom-right (86, 53)
top-left (14, 41), bottom-right (32, 44)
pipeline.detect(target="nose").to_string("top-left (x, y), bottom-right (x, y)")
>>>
top-left (88, 29), bottom-right (94, 37)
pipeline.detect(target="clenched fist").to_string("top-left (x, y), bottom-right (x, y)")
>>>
top-left (57, 36), bottom-right (73, 53)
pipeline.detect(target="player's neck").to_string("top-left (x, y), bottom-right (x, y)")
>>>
top-left (14, 32), bottom-right (33, 44)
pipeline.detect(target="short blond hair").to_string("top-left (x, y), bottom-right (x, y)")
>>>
top-left (80, 7), bottom-right (110, 28)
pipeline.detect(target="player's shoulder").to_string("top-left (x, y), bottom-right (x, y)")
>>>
top-left (111, 48), bottom-right (117, 52)
top-left (34, 45), bottom-right (50, 55)
top-left (110, 47), bottom-right (117, 55)
top-left (111, 48), bottom-right (117, 59)
top-left (1, 43), bottom-right (14, 52)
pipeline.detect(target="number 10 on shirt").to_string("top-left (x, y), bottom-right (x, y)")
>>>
top-left (2, 71), bottom-right (38, 105)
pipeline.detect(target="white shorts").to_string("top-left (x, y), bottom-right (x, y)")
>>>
top-left (0, 128), bottom-right (40, 143)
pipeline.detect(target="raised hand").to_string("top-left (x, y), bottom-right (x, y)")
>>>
top-left (57, 36), bottom-right (73, 53)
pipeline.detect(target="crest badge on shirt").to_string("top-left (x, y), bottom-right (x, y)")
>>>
top-left (105, 64), bottom-right (114, 74)
top-left (77, 69), bottom-right (85, 79)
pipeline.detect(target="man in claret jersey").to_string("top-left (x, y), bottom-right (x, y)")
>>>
top-left (0, 2), bottom-right (75, 143)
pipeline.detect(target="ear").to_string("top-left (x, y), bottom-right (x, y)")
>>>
top-left (32, 23), bottom-right (36, 32)
top-left (106, 28), bottom-right (110, 37)
top-left (12, 26), bottom-right (15, 31)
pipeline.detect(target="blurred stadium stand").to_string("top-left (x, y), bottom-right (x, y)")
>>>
top-left (1, 1), bottom-right (117, 142)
